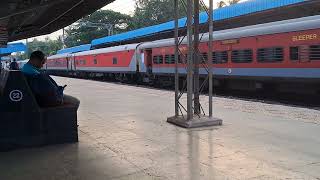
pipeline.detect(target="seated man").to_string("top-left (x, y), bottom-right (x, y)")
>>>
top-left (22, 51), bottom-right (79, 108)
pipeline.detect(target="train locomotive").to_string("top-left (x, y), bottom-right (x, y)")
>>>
top-left (45, 15), bottom-right (320, 95)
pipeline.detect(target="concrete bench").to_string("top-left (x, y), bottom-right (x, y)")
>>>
top-left (0, 70), bottom-right (79, 151)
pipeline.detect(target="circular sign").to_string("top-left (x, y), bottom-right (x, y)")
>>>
top-left (9, 90), bottom-right (23, 102)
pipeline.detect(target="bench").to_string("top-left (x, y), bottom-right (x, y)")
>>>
top-left (0, 70), bottom-right (79, 151)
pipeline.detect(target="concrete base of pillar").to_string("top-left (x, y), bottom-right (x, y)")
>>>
top-left (167, 115), bottom-right (222, 128)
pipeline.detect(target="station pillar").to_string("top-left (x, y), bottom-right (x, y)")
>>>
top-left (167, 0), bottom-right (222, 128)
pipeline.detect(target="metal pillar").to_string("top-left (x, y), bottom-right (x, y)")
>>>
top-left (208, 0), bottom-right (213, 117)
top-left (25, 38), bottom-right (29, 57)
top-left (193, 0), bottom-right (200, 115)
top-left (186, 0), bottom-right (193, 120)
top-left (167, 0), bottom-right (222, 128)
top-left (174, 0), bottom-right (179, 117)
top-left (62, 28), bottom-right (66, 49)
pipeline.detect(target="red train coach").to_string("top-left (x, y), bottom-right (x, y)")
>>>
top-left (47, 44), bottom-right (139, 80)
top-left (46, 15), bottom-right (320, 95)
top-left (137, 15), bottom-right (320, 94)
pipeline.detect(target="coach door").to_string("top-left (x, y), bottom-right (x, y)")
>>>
top-left (146, 49), bottom-right (152, 74)
top-left (70, 55), bottom-right (76, 71)
top-left (66, 57), bottom-right (70, 71)
top-left (67, 55), bottom-right (76, 71)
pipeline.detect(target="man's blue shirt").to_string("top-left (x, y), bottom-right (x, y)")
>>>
top-left (22, 63), bottom-right (64, 107)
top-left (21, 63), bottom-right (41, 75)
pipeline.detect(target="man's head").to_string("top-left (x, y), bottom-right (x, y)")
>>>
top-left (29, 51), bottom-right (46, 68)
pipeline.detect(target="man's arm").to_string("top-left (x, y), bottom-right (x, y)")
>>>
top-left (27, 74), bottom-right (64, 107)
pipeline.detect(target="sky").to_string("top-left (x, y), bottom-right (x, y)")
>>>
top-left (17, 0), bottom-right (244, 43)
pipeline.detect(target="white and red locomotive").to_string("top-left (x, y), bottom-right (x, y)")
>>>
top-left (46, 15), bottom-right (320, 95)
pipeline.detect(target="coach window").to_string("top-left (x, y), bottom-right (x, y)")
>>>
top-left (179, 54), bottom-right (190, 64)
top-left (152, 55), bottom-right (163, 64)
top-left (290, 47), bottom-right (299, 61)
top-left (165, 54), bottom-right (175, 64)
top-left (200, 53), bottom-right (208, 63)
top-left (158, 55), bottom-right (163, 64)
top-left (176, 54), bottom-right (184, 64)
top-left (309, 45), bottom-right (320, 60)
top-left (212, 51), bottom-right (228, 64)
top-left (93, 58), bottom-right (98, 64)
top-left (165, 55), bottom-right (170, 64)
top-left (170, 55), bottom-right (175, 64)
top-left (79, 60), bottom-right (86, 65)
top-left (231, 49), bottom-right (253, 63)
top-left (113, 57), bottom-right (118, 64)
top-left (153, 56), bottom-right (158, 64)
top-left (257, 47), bottom-right (283, 62)
top-left (178, 55), bottom-right (183, 64)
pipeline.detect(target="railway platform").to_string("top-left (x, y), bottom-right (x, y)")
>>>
top-left (0, 77), bottom-right (319, 180)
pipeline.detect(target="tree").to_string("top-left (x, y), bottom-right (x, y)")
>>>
top-left (28, 37), bottom-right (63, 56)
top-left (14, 37), bottom-right (63, 60)
top-left (64, 10), bottom-right (132, 47)
top-left (229, 0), bottom-right (241, 4)
top-left (130, 0), bottom-right (187, 29)
top-left (217, 1), bottom-right (227, 8)
top-left (217, 0), bottom-right (241, 8)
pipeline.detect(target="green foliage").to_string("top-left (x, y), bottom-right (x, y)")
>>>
top-left (64, 10), bottom-right (132, 47)
top-left (228, 0), bottom-right (241, 4)
top-left (28, 37), bottom-right (63, 56)
top-left (15, 37), bottom-right (63, 60)
top-left (217, 0), bottom-right (241, 8)
top-left (130, 0), bottom-right (187, 29)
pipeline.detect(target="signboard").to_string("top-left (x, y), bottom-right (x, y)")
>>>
top-left (221, 39), bottom-right (239, 45)
top-left (9, 90), bottom-right (23, 102)
top-left (292, 34), bottom-right (318, 42)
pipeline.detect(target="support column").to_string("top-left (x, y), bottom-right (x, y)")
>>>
top-left (25, 38), bottom-right (29, 57)
top-left (62, 28), bottom-right (66, 49)
top-left (193, 0), bottom-right (200, 115)
top-left (186, 0), bottom-right (193, 120)
top-left (208, 0), bottom-right (213, 117)
top-left (174, 0), bottom-right (179, 117)
top-left (167, 0), bottom-right (222, 128)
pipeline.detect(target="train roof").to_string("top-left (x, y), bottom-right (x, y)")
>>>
top-left (73, 43), bottom-right (139, 56)
top-left (47, 53), bottom-right (71, 60)
top-left (57, 44), bottom-right (91, 54)
top-left (139, 15), bottom-right (320, 49)
top-left (91, 0), bottom-right (306, 48)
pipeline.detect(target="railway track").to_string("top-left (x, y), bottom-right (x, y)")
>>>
top-left (58, 75), bottom-right (320, 110)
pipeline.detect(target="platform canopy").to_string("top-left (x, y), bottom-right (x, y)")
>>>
top-left (0, 42), bottom-right (26, 57)
top-left (91, 0), bottom-right (320, 49)
top-left (0, 0), bottom-right (115, 46)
